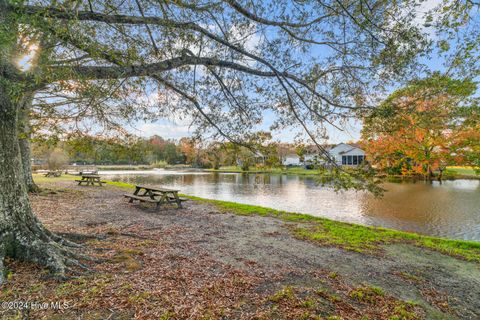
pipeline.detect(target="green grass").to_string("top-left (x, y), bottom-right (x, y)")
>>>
top-left (33, 173), bottom-right (135, 190)
top-left (349, 285), bottom-right (385, 303)
top-left (268, 286), bottom-right (295, 302)
top-left (33, 174), bottom-right (480, 262)
top-left (445, 166), bottom-right (479, 177)
top-left (206, 166), bottom-right (319, 175)
top-left (103, 180), bottom-right (137, 189)
top-left (208, 165), bottom-right (480, 178)
top-left (184, 196), bottom-right (480, 262)
top-left (33, 174), bottom-right (78, 184)
top-left (96, 165), bottom-right (152, 170)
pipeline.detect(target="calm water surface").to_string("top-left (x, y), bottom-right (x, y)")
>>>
top-left (102, 170), bottom-right (480, 241)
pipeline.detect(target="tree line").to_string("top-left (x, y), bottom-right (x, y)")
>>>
top-left (31, 131), bottom-right (296, 170)
top-left (33, 135), bottom-right (185, 168)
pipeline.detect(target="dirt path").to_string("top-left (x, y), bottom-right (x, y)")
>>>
top-left (2, 181), bottom-right (479, 319)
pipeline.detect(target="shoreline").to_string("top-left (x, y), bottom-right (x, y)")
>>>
top-left (205, 168), bottom-right (480, 180)
top-left (35, 165), bottom-right (480, 180)
top-left (33, 174), bottom-right (480, 260)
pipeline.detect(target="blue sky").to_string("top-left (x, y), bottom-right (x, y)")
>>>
top-left (131, 111), bottom-right (364, 143)
top-left (127, 0), bottom-right (465, 143)
top-left (18, 0), bottom-right (477, 143)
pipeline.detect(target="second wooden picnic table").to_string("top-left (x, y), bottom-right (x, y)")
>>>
top-left (75, 174), bottom-right (105, 186)
top-left (124, 185), bottom-right (185, 209)
top-left (44, 170), bottom-right (62, 177)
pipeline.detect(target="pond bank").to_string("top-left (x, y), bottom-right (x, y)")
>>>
top-left (1, 175), bottom-right (479, 319)
top-left (206, 166), bottom-right (480, 180)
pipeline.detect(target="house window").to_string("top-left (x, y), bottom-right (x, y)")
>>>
top-left (358, 155), bottom-right (364, 164)
top-left (353, 155), bottom-right (358, 165)
top-left (347, 155), bottom-right (352, 165)
top-left (342, 156), bottom-right (347, 165)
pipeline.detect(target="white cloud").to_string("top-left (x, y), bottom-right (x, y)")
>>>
top-left (134, 122), bottom-right (192, 139)
top-left (417, 0), bottom-right (443, 14)
top-left (228, 23), bottom-right (262, 68)
top-left (412, 0), bottom-right (443, 37)
top-left (230, 24), bottom-right (261, 53)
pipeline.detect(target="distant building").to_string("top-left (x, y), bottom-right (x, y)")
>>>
top-left (329, 143), bottom-right (366, 166)
top-left (282, 154), bottom-right (302, 166)
top-left (236, 151), bottom-right (266, 167)
top-left (281, 143), bottom-right (366, 167)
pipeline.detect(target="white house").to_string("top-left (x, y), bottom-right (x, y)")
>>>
top-left (328, 143), bottom-right (366, 166)
top-left (283, 154), bottom-right (302, 166)
top-left (281, 143), bottom-right (365, 167)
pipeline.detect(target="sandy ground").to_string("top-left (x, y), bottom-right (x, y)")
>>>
top-left (2, 180), bottom-right (480, 319)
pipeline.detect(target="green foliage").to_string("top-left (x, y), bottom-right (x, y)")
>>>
top-left (317, 166), bottom-right (385, 196)
top-left (240, 159), bottom-right (250, 172)
top-left (33, 134), bottom-right (185, 166)
top-left (151, 160), bottom-right (167, 168)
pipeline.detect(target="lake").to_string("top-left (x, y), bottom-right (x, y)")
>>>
top-left (102, 170), bottom-right (480, 241)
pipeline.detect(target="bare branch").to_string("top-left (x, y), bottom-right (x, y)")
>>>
top-left (223, 0), bottom-right (332, 28)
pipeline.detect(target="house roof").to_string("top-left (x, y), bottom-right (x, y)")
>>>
top-left (281, 143), bottom-right (364, 158)
top-left (335, 143), bottom-right (365, 155)
top-left (338, 147), bottom-right (360, 155)
top-left (304, 144), bottom-right (335, 155)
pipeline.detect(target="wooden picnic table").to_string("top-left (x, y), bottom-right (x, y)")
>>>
top-left (44, 170), bottom-right (62, 177)
top-left (75, 174), bottom-right (105, 186)
top-left (124, 185), bottom-right (187, 209)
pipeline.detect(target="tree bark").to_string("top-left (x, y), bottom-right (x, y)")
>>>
top-left (438, 167), bottom-right (444, 181)
top-left (0, 82), bottom-right (81, 285)
top-left (18, 92), bottom-right (40, 193)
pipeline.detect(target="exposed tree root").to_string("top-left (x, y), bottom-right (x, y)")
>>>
top-left (27, 182), bottom-right (41, 194)
top-left (56, 232), bottom-right (107, 242)
top-left (0, 226), bottom-right (92, 284)
top-left (44, 228), bottom-right (83, 248)
top-left (118, 232), bottom-right (149, 240)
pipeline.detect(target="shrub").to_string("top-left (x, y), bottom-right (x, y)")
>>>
top-left (151, 160), bottom-right (167, 168)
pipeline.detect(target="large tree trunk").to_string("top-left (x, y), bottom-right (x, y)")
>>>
top-left (0, 83), bottom-right (82, 285)
top-left (18, 92), bottom-right (40, 193)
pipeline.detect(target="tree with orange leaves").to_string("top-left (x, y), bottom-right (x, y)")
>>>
top-left (361, 74), bottom-right (479, 180)
top-left (180, 137), bottom-right (200, 166)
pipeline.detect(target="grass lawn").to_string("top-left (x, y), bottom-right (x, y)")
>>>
top-left (446, 166), bottom-right (479, 177)
top-left (208, 165), bottom-right (480, 178)
top-left (206, 166), bottom-right (319, 175)
top-left (33, 173), bottom-right (135, 190)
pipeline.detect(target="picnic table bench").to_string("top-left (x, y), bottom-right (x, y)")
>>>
top-left (79, 170), bottom-right (98, 175)
top-left (75, 174), bottom-right (105, 186)
top-left (44, 171), bottom-right (62, 177)
top-left (124, 185), bottom-right (187, 209)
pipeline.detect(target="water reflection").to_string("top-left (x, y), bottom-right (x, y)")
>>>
top-left (103, 170), bottom-right (480, 241)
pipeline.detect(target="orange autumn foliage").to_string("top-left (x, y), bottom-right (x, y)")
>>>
top-left (361, 75), bottom-right (479, 178)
